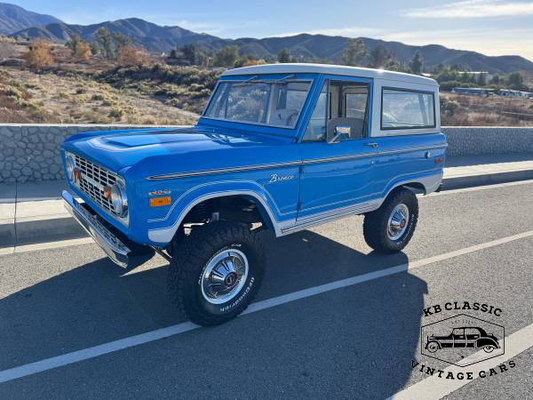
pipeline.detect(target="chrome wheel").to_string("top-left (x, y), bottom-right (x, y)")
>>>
top-left (387, 203), bottom-right (410, 241)
top-left (201, 249), bottom-right (249, 305)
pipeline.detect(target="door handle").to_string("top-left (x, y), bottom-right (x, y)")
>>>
top-left (365, 142), bottom-right (378, 149)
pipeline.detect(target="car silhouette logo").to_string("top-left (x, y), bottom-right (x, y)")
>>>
top-left (421, 314), bottom-right (505, 367)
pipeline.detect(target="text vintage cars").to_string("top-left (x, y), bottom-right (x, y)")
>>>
top-left (61, 63), bottom-right (446, 326)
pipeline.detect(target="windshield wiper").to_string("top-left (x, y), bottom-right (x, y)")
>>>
top-left (272, 74), bottom-right (295, 84)
top-left (233, 75), bottom-right (260, 87)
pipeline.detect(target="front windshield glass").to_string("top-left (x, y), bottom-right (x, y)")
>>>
top-left (204, 78), bottom-right (312, 128)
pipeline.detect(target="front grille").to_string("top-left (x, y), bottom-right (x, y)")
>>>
top-left (73, 155), bottom-right (119, 216)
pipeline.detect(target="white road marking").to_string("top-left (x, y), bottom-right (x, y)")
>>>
top-left (0, 230), bottom-right (532, 384)
top-left (426, 179), bottom-right (533, 197)
top-left (389, 323), bottom-right (533, 400)
top-left (0, 238), bottom-right (94, 256)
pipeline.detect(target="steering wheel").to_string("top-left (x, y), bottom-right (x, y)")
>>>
top-left (285, 111), bottom-right (299, 126)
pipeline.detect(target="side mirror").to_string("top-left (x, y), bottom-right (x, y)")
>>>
top-left (327, 125), bottom-right (350, 144)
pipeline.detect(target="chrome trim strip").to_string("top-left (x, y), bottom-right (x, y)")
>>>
top-left (145, 144), bottom-right (446, 181)
top-left (146, 161), bottom-right (302, 181)
top-left (303, 152), bottom-right (375, 165)
top-left (62, 190), bottom-right (130, 268)
top-left (377, 144), bottom-right (447, 157)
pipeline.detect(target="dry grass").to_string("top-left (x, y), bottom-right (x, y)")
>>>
top-left (441, 93), bottom-right (533, 126)
top-left (0, 67), bottom-right (199, 125)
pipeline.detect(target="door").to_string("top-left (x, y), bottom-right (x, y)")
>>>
top-left (452, 328), bottom-right (467, 348)
top-left (297, 76), bottom-right (379, 222)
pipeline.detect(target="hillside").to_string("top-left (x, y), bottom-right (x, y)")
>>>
top-left (12, 18), bottom-right (533, 74)
top-left (0, 2), bottom-right (61, 35)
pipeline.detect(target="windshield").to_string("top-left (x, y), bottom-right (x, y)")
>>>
top-left (203, 78), bottom-right (312, 128)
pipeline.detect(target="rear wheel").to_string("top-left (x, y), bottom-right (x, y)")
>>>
top-left (167, 221), bottom-right (265, 326)
top-left (363, 188), bottom-right (419, 254)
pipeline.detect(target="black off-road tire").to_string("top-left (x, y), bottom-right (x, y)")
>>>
top-left (363, 188), bottom-right (419, 254)
top-left (167, 221), bottom-right (265, 326)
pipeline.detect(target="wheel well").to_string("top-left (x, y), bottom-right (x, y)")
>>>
top-left (178, 195), bottom-right (273, 234)
top-left (393, 182), bottom-right (426, 196)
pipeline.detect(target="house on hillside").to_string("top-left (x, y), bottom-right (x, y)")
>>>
top-left (452, 87), bottom-right (496, 96)
top-left (456, 71), bottom-right (493, 85)
top-left (499, 89), bottom-right (532, 98)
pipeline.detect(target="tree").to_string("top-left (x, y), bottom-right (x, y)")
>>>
top-left (117, 45), bottom-right (150, 67)
top-left (65, 33), bottom-right (82, 55)
top-left (76, 42), bottom-right (91, 62)
top-left (277, 49), bottom-right (291, 63)
top-left (369, 45), bottom-right (394, 69)
top-left (410, 51), bottom-right (424, 74)
top-left (66, 33), bottom-right (91, 62)
top-left (112, 32), bottom-right (132, 52)
top-left (490, 74), bottom-right (501, 85)
top-left (95, 27), bottom-right (113, 59)
top-left (22, 39), bottom-right (54, 69)
top-left (169, 49), bottom-right (178, 59)
top-left (477, 73), bottom-right (486, 86)
top-left (341, 38), bottom-right (366, 66)
top-left (181, 44), bottom-right (197, 64)
top-left (507, 72), bottom-right (525, 90)
top-left (213, 45), bottom-right (239, 67)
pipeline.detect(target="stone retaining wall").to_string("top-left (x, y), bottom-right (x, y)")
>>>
top-left (442, 127), bottom-right (533, 157)
top-left (1, 124), bottom-right (533, 183)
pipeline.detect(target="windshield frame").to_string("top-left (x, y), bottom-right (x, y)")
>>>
top-left (201, 73), bottom-right (316, 131)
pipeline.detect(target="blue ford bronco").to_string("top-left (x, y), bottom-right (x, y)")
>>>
top-left (61, 64), bottom-right (446, 326)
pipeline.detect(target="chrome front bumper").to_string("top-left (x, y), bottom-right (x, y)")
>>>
top-left (62, 190), bottom-right (130, 268)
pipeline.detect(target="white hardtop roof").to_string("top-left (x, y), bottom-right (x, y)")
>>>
top-left (223, 63), bottom-right (438, 87)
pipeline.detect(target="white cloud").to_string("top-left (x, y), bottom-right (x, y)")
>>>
top-left (404, 0), bottom-right (533, 19)
top-left (273, 27), bottom-right (381, 38)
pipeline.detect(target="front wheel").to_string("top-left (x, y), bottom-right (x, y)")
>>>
top-left (363, 188), bottom-right (419, 254)
top-left (167, 221), bottom-right (265, 326)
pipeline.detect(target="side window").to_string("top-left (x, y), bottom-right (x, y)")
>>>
top-left (303, 80), bottom-right (370, 142)
top-left (303, 84), bottom-right (328, 142)
top-left (381, 88), bottom-right (435, 130)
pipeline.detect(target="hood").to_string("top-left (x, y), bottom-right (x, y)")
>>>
top-left (62, 126), bottom-right (299, 179)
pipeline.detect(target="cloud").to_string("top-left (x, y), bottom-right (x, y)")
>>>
top-left (403, 0), bottom-right (533, 19)
top-left (273, 27), bottom-right (381, 38)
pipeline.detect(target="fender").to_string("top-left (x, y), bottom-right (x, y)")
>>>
top-left (475, 338), bottom-right (499, 349)
top-left (377, 168), bottom-right (443, 208)
top-left (147, 180), bottom-right (285, 244)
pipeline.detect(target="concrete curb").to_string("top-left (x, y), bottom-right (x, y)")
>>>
top-left (442, 169), bottom-right (533, 191)
top-left (1, 170), bottom-right (532, 249)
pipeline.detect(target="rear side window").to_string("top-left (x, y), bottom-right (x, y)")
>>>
top-left (381, 88), bottom-right (435, 130)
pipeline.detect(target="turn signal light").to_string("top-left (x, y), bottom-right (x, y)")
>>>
top-left (150, 197), bottom-right (171, 207)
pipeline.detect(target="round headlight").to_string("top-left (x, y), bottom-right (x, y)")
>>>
top-left (66, 156), bottom-right (75, 181)
top-left (111, 183), bottom-right (128, 217)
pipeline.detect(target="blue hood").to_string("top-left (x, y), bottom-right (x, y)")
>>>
top-left (62, 126), bottom-right (299, 180)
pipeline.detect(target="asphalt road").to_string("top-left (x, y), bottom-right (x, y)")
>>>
top-left (0, 181), bottom-right (532, 399)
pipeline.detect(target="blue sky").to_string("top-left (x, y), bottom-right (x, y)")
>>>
top-left (11, 0), bottom-right (533, 60)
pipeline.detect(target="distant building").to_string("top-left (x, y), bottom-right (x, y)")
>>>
top-left (456, 71), bottom-right (493, 85)
top-left (499, 89), bottom-right (532, 98)
top-left (452, 87), bottom-right (496, 96)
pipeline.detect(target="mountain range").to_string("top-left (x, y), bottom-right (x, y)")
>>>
top-left (0, 2), bottom-right (61, 35)
top-left (2, 2), bottom-right (533, 74)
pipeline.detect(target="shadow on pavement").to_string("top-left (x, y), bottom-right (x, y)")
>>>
top-left (0, 230), bottom-right (427, 398)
